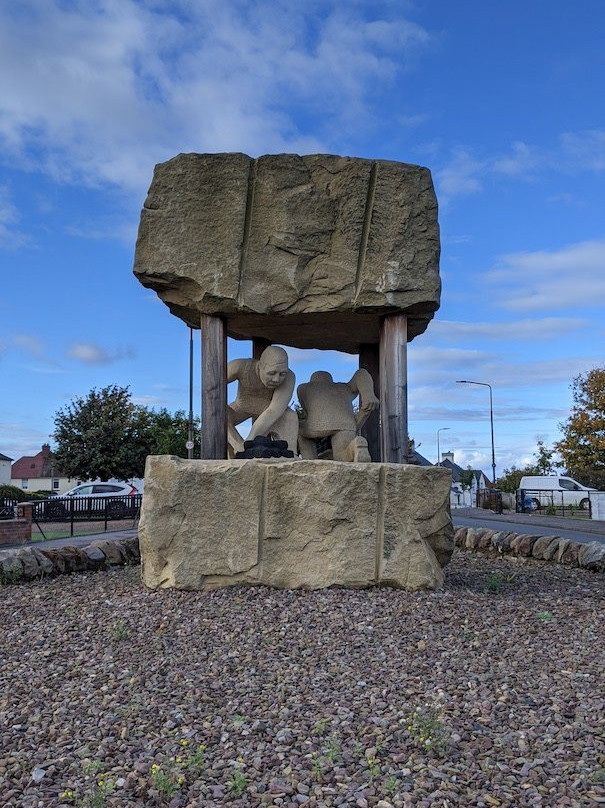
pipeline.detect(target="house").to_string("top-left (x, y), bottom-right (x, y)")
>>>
top-left (438, 452), bottom-right (492, 508)
top-left (11, 444), bottom-right (79, 494)
top-left (0, 452), bottom-right (13, 486)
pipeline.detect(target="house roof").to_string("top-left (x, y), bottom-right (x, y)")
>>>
top-left (11, 444), bottom-right (58, 479)
top-left (440, 457), bottom-right (492, 487)
top-left (0, 452), bottom-right (13, 462)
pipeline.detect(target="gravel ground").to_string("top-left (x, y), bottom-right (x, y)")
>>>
top-left (1, 550), bottom-right (603, 808)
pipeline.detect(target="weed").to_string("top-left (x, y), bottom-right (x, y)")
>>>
top-left (183, 743), bottom-right (207, 776)
top-left (365, 753), bottom-right (380, 784)
top-left (589, 767), bottom-right (605, 784)
top-left (311, 753), bottom-right (324, 782)
top-left (150, 763), bottom-right (182, 800)
top-left (111, 618), bottom-right (129, 641)
top-left (485, 573), bottom-right (502, 593)
top-left (324, 732), bottom-right (342, 763)
top-left (227, 768), bottom-right (248, 796)
top-left (406, 705), bottom-right (448, 757)
top-left (232, 713), bottom-right (245, 727)
top-left (82, 777), bottom-right (115, 808)
top-left (313, 717), bottom-right (329, 736)
top-left (537, 610), bottom-right (553, 621)
top-left (385, 774), bottom-right (398, 796)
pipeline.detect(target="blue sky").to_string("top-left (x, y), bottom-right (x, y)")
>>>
top-left (1, 0), bottom-right (604, 478)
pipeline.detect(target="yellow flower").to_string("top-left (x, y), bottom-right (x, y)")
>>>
top-left (180, 738), bottom-right (190, 747)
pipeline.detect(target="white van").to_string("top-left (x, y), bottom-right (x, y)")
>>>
top-left (518, 476), bottom-right (596, 510)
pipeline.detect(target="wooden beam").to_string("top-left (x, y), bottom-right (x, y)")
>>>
top-left (201, 314), bottom-right (227, 459)
top-left (252, 338), bottom-right (272, 361)
top-left (379, 314), bottom-right (408, 464)
top-left (359, 343), bottom-right (381, 462)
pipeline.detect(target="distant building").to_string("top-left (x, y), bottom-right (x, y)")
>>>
top-left (438, 451), bottom-right (492, 508)
top-left (0, 452), bottom-right (13, 486)
top-left (11, 444), bottom-right (79, 494)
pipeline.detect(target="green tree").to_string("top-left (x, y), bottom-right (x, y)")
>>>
top-left (495, 466), bottom-right (525, 494)
top-left (53, 385), bottom-right (154, 481)
top-left (459, 467), bottom-right (476, 495)
top-left (555, 367), bottom-right (605, 489)
top-left (529, 439), bottom-right (560, 475)
top-left (148, 408), bottom-right (201, 457)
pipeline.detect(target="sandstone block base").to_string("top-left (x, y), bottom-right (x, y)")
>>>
top-left (139, 457), bottom-right (454, 591)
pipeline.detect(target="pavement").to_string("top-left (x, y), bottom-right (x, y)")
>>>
top-left (452, 506), bottom-right (605, 536)
top-left (1, 527), bottom-right (138, 552)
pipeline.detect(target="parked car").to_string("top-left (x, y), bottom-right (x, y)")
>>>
top-left (518, 475), bottom-right (597, 510)
top-left (42, 482), bottom-right (140, 519)
top-left (58, 482), bottom-right (139, 498)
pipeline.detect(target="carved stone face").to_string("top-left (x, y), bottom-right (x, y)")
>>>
top-left (259, 360), bottom-right (288, 389)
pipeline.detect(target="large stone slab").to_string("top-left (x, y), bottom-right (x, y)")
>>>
top-left (139, 456), bottom-right (453, 591)
top-left (133, 153), bottom-right (440, 352)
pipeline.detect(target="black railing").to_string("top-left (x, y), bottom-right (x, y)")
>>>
top-left (0, 497), bottom-right (19, 520)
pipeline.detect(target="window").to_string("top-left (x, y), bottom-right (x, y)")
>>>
top-left (21, 479), bottom-right (29, 490)
top-left (92, 484), bottom-right (121, 493)
top-left (559, 479), bottom-right (576, 491)
top-left (52, 479), bottom-right (60, 490)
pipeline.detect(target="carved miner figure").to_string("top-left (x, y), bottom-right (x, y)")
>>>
top-left (297, 369), bottom-right (379, 462)
top-left (227, 346), bottom-right (298, 455)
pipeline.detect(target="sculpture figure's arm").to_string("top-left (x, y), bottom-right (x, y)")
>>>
top-left (347, 368), bottom-right (379, 426)
top-left (227, 359), bottom-right (247, 385)
top-left (247, 370), bottom-right (295, 440)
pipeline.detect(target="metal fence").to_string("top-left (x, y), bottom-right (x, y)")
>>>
top-left (1, 494), bottom-right (142, 538)
top-left (516, 489), bottom-right (591, 517)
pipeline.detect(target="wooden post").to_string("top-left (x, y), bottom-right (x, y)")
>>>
top-left (359, 343), bottom-right (381, 462)
top-left (379, 314), bottom-right (408, 464)
top-left (201, 314), bottom-right (227, 459)
top-left (252, 338), bottom-right (272, 360)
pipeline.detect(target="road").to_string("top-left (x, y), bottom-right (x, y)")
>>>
top-left (452, 508), bottom-right (605, 546)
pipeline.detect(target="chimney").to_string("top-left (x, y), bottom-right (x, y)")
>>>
top-left (41, 443), bottom-right (51, 456)
top-left (442, 451), bottom-right (454, 463)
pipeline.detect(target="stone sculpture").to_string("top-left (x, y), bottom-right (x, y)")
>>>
top-left (227, 345), bottom-right (298, 455)
top-left (297, 369), bottom-right (379, 462)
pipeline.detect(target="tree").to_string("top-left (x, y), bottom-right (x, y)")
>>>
top-left (53, 385), bottom-right (154, 481)
top-left (148, 408), bottom-right (201, 457)
top-left (555, 367), bottom-right (605, 489)
top-left (459, 467), bottom-right (476, 495)
top-left (494, 441), bottom-right (561, 493)
top-left (495, 466), bottom-right (525, 494)
top-left (53, 386), bottom-right (201, 482)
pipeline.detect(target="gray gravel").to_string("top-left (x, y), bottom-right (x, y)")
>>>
top-left (1, 550), bottom-right (603, 808)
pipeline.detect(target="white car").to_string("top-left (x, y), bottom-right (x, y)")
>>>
top-left (44, 482), bottom-right (140, 519)
top-left (61, 482), bottom-right (139, 497)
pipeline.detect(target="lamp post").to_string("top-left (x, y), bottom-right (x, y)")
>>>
top-left (456, 380), bottom-right (496, 484)
top-left (436, 427), bottom-right (450, 466)
top-left (187, 327), bottom-right (194, 459)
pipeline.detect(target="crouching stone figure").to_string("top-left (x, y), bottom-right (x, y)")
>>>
top-left (227, 346), bottom-right (299, 456)
top-left (297, 369), bottom-right (379, 462)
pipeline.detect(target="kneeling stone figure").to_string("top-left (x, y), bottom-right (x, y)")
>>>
top-left (297, 369), bottom-right (379, 462)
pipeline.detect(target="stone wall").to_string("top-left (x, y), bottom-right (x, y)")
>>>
top-left (0, 537), bottom-right (140, 583)
top-left (454, 526), bottom-right (605, 572)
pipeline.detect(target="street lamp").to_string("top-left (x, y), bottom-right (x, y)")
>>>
top-left (456, 380), bottom-right (496, 484)
top-left (187, 327), bottom-right (195, 459)
top-left (436, 427), bottom-right (450, 466)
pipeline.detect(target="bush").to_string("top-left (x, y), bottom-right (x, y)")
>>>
top-left (0, 485), bottom-right (30, 503)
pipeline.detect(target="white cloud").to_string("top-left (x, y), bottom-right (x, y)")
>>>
top-left (559, 130), bottom-right (605, 172)
top-left (435, 147), bottom-right (485, 202)
top-left (66, 342), bottom-right (135, 365)
top-left (430, 317), bottom-right (587, 341)
top-left (0, 185), bottom-right (29, 248)
top-left (13, 334), bottom-right (44, 355)
top-left (492, 140), bottom-right (540, 176)
top-left (486, 239), bottom-right (605, 312)
top-left (0, 1), bottom-right (433, 196)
